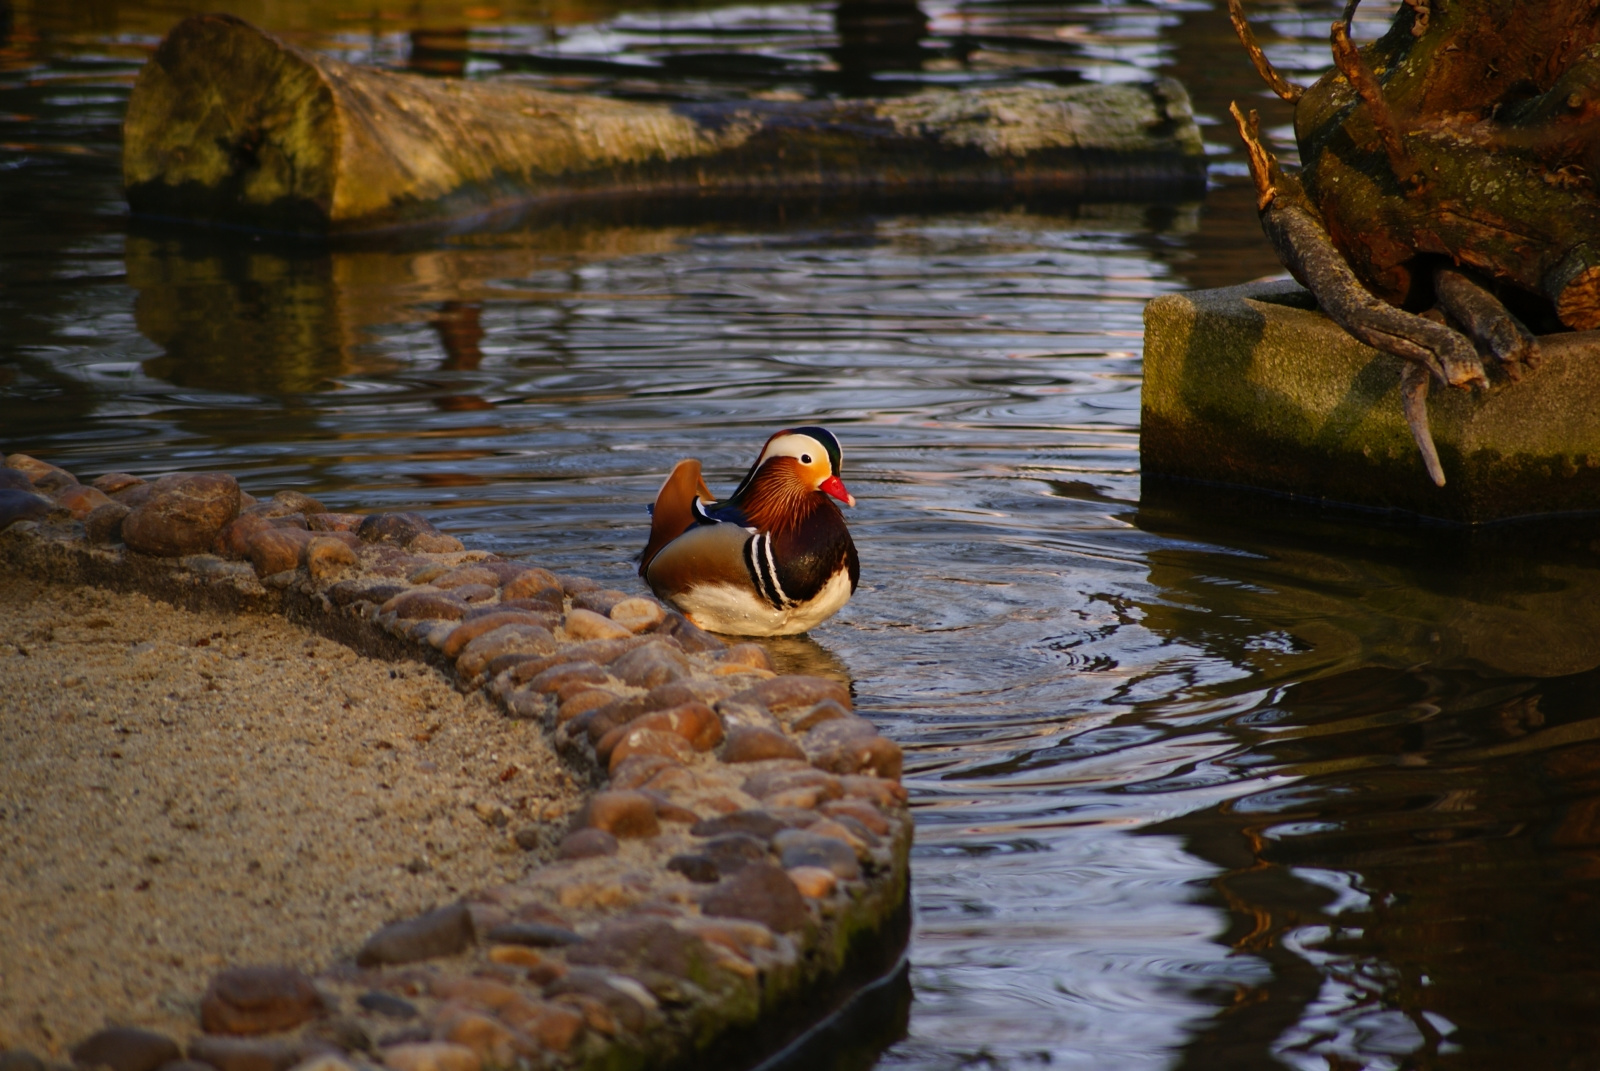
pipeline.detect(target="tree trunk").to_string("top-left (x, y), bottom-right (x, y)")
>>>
top-left (1244, 0), bottom-right (1600, 328)
top-left (123, 14), bottom-right (1207, 235)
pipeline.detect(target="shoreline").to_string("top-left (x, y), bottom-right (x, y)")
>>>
top-left (0, 452), bottom-right (912, 1071)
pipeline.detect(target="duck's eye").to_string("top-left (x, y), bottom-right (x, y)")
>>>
top-left (800, 453), bottom-right (813, 465)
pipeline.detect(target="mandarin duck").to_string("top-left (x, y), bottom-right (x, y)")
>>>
top-left (639, 426), bottom-right (860, 636)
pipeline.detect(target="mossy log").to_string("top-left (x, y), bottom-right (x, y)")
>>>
top-left (123, 14), bottom-right (1206, 235)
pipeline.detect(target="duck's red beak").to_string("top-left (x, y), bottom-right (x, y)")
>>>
top-left (820, 474), bottom-right (856, 508)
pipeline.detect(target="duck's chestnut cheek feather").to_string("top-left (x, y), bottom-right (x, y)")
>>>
top-left (820, 474), bottom-right (856, 508)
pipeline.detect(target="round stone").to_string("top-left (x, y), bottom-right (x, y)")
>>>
top-left (68, 1028), bottom-right (180, 1071)
top-left (608, 597), bottom-right (665, 633)
top-left (557, 828), bottom-right (619, 859)
top-left (121, 472), bottom-right (241, 557)
top-left (719, 726), bottom-right (806, 764)
top-left (563, 608), bottom-right (633, 642)
top-left (200, 965), bottom-right (325, 1036)
top-left (700, 861), bottom-right (809, 933)
top-left (581, 791), bottom-right (660, 838)
top-left (787, 866), bottom-right (838, 898)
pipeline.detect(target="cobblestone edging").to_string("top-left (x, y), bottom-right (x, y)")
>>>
top-left (0, 454), bottom-right (911, 1071)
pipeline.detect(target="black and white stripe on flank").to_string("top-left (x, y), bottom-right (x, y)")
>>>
top-left (743, 532), bottom-right (790, 610)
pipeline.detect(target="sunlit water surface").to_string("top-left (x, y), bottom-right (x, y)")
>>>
top-left (7, 1), bottom-right (1600, 1068)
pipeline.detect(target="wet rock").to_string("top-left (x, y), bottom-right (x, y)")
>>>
top-left (557, 828), bottom-right (618, 859)
top-left (608, 597), bottom-right (665, 633)
top-left (742, 766), bottom-right (841, 802)
top-left (5, 453), bottom-right (72, 485)
top-left (579, 791), bottom-right (660, 838)
top-left (727, 675), bottom-right (851, 719)
top-left (455, 624), bottom-right (558, 680)
top-left (55, 483), bottom-right (113, 519)
top-left (268, 514), bottom-right (310, 530)
top-left (499, 595), bottom-right (564, 618)
top-left (70, 1028), bottom-right (181, 1071)
top-left (809, 815), bottom-right (876, 852)
top-left (307, 512), bottom-right (364, 532)
top-left (0, 468), bottom-right (35, 492)
top-left (357, 512), bottom-right (439, 547)
top-left (410, 532), bottom-right (465, 554)
top-left (1, 488), bottom-right (57, 530)
top-left (689, 809), bottom-right (787, 840)
top-left (720, 726), bottom-right (806, 764)
top-left (355, 903), bottom-right (475, 967)
top-left (560, 575), bottom-right (600, 595)
top-left (840, 775), bottom-right (908, 806)
top-left (84, 502), bottom-right (131, 544)
top-left (651, 610), bottom-right (724, 653)
top-left (357, 991), bottom-right (418, 1019)
top-left (305, 536), bottom-right (358, 582)
top-left (89, 472), bottom-right (142, 495)
top-left (381, 590), bottom-right (470, 622)
top-left (377, 1042), bottom-right (479, 1071)
top-left (484, 921), bottom-right (582, 948)
top-left (184, 1037), bottom-right (300, 1071)
top-left (244, 490), bottom-right (326, 518)
top-left (570, 589), bottom-right (628, 616)
top-left (805, 719), bottom-right (904, 780)
top-left (773, 829), bottom-right (860, 879)
top-left (563, 608), bottom-right (632, 642)
top-left (718, 643), bottom-right (773, 671)
top-left (247, 527), bottom-right (313, 578)
top-left (701, 861), bottom-right (809, 933)
top-left (820, 798), bottom-right (892, 835)
top-left (609, 642), bottom-right (692, 689)
top-left (213, 513), bottom-right (271, 560)
top-left (499, 567), bottom-right (562, 601)
top-left (566, 918), bottom-right (708, 978)
top-left (702, 833), bottom-right (770, 874)
top-left (787, 866), bottom-right (838, 899)
top-left (666, 854), bottom-right (719, 883)
top-left (792, 699), bottom-right (851, 731)
top-left (431, 565), bottom-right (499, 590)
top-left (122, 472), bottom-right (241, 557)
top-left (200, 965), bottom-right (325, 1036)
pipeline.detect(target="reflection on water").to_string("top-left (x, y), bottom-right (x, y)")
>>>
top-left (8, 0), bottom-right (1600, 1067)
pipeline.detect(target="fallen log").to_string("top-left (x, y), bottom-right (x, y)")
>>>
top-left (123, 14), bottom-right (1207, 235)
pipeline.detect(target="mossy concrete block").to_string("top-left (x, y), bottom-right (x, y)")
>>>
top-left (1142, 279), bottom-right (1600, 522)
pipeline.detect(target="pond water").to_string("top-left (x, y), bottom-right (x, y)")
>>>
top-left (8, 0), bottom-right (1600, 1067)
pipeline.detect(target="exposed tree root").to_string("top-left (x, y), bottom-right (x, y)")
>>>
top-left (1433, 266), bottom-right (1541, 377)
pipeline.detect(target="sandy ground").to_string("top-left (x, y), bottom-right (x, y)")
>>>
top-left (0, 579), bottom-right (580, 1058)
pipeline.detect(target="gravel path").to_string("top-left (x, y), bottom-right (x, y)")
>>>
top-left (0, 579), bottom-right (577, 1057)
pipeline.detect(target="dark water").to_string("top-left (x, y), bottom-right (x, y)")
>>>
top-left (8, 1), bottom-right (1600, 1067)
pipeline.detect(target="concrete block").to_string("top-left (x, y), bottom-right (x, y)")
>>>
top-left (1142, 279), bottom-right (1600, 522)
